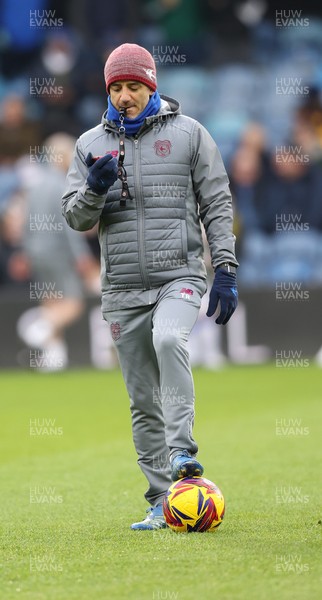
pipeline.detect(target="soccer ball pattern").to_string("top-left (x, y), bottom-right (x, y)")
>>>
top-left (163, 477), bottom-right (225, 533)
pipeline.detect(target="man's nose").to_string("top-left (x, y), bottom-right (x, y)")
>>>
top-left (119, 91), bottom-right (131, 105)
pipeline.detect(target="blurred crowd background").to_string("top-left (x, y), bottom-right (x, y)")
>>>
top-left (1, 0), bottom-right (322, 369)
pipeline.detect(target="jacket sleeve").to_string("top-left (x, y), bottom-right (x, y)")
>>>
top-left (62, 138), bottom-right (107, 231)
top-left (191, 121), bottom-right (238, 270)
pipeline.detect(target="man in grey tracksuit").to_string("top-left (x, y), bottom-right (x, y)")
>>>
top-left (62, 43), bottom-right (238, 530)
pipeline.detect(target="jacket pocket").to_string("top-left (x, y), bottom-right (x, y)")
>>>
top-left (147, 218), bottom-right (188, 272)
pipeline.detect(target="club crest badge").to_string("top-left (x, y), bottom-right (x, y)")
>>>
top-left (110, 322), bottom-right (121, 341)
top-left (154, 140), bottom-right (172, 158)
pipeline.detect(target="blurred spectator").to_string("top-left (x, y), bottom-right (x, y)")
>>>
top-left (295, 88), bottom-right (322, 165)
top-left (229, 123), bottom-right (269, 238)
top-left (28, 29), bottom-right (104, 136)
top-left (15, 133), bottom-right (100, 370)
top-left (0, 94), bottom-right (41, 285)
top-left (230, 119), bottom-right (322, 235)
top-left (0, 94), bottom-right (41, 164)
top-left (230, 125), bottom-right (322, 285)
top-left (256, 148), bottom-right (322, 235)
top-left (230, 143), bottom-right (263, 234)
top-left (239, 122), bottom-right (267, 155)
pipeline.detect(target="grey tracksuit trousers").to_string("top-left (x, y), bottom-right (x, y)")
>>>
top-left (103, 277), bottom-right (206, 507)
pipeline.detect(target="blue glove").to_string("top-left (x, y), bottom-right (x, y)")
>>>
top-left (85, 152), bottom-right (118, 195)
top-left (206, 268), bottom-right (238, 325)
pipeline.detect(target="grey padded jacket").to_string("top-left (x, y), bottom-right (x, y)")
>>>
top-left (62, 95), bottom-right (238, 310)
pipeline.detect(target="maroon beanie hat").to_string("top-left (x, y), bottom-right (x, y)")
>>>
top-left (104, 43), bottom-right (157, 93)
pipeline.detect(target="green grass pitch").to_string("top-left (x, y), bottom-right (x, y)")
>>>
top-left (0, 365), bottom-right (321, 600)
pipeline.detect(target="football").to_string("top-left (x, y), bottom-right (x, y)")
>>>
top-left (163, 476), bottom-right (225, 533)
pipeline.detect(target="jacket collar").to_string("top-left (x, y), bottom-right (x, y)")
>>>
top-left (101, 95), bottom-right (181, 134)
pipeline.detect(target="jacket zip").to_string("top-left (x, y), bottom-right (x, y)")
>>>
top-left (132, 135), bottom-right (151, 290)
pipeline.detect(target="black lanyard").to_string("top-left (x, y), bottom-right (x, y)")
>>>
top-left (118, 109), bottom-right (132, 207)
